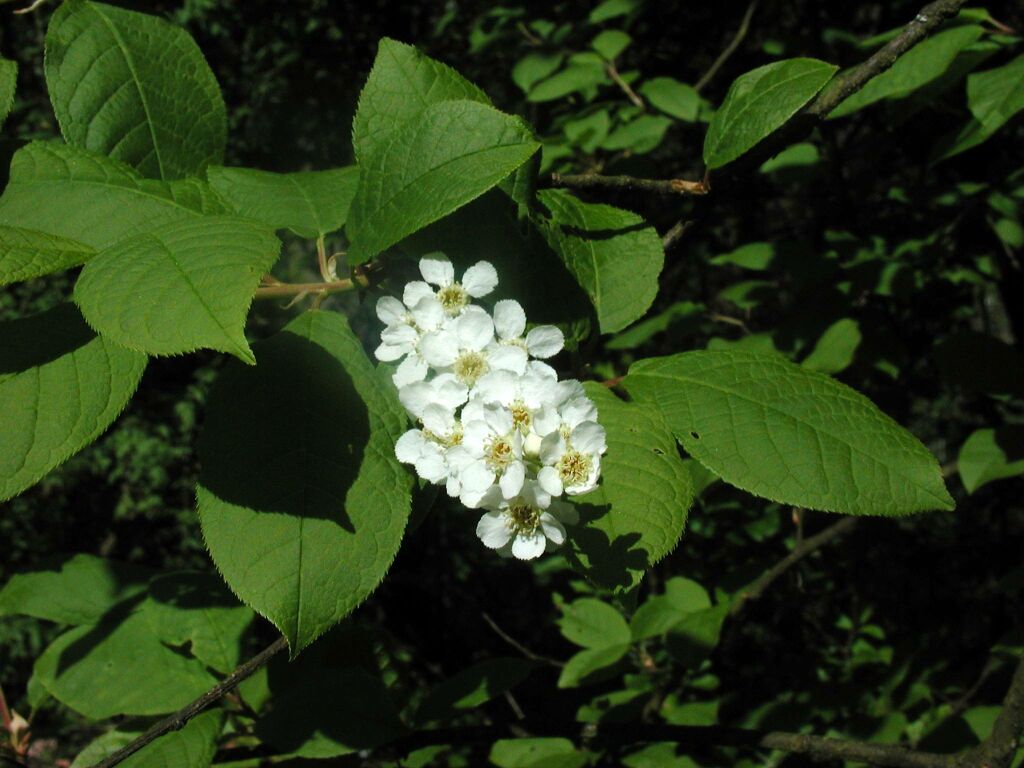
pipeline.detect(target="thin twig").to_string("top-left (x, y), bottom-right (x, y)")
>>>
top-left (694, 0), bottom-right (760, 93)
top-left (482, 612), bottom-right (564, 668)
top-left (606, 61), bottom-right (645, 109)
top-left (730, 517), bottom-right (858, 616)
top-left (965, 654), bottom-right (1024, 768)
top-left (90, 636), bottom-right (288, 768)
top-left (662, 220), bottom-right (695, 250)
top-left (546, 172), bottom-right (709, 196)
top-left (253, 276), bottom-right (364, 300)
top-left (12, 0), bottom-right (48, 14)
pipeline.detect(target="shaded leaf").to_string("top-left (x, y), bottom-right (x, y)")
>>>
top-left (936, 53), bottom-right (1024, 160)
top-left (416, 658), bottom-right (535, 724)
top-left (0, 226), bottom-right (95, 287)
top-left (958, 427), bottom-right (1024, 494)
top-left (0, 56), bottom-right (15, 129)
top-left (71, 709), bottom-right (224, 768)
top-left (558, 643), bottom-right (630, 688)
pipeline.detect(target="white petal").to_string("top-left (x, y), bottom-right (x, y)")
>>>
top-left (522, 480), bottom-right (551, 509)
top-left (539, 512), bottom-right (566, 545)
top-left (499, 461), bottom-right (526, 499)
top-left (376, 296), bottom-right (406, 325)
top-left (421, 404), bottom-right (455, 436)
top-left (474, 370), bottom-right (517, 406)
top-left (488, 344), bottom-right (528, 376)
top-left (415, 452), bottom-right (448, 483)
top-left (525, 326), bottom-right (564, 358)
top-left (456, 307), bottom-right (495, 351)
top-left (493, 299), bottom-right (526, 340)
top-left (511, 532), bottom-right (547, 560)
top-left (532, 407), bottom-right (560, 437)
top-left (374, 342), bottom-right (405, 363)
top-left (554, 379), bottom-right (586, 405)
top-left (539, 433), bottom-right (566, 465)
top-left (483, 404), bottom-right (514, 437)
top-left (420, 255), bottom-right (455, 286)
top-left (461, 421), bottom-right (490, 455)
top-left (403, 280), bottom-right (435, 308)
top-left (398, 382), bottom-right (433, 418)
top-left (393, 355), bottom-right (429, 387)
top-left (477, 511), bottom-right (512, 549)
top-left (410, 297), bottom-right (446, 331)
top-left (462, 460), bottom-right (495, 492)
top-left (561, 397), bottom-right (598, 430)
top-left (537, 465), bottom-right (563, 497)
top-left (421, 330), bottom-right (459, 368)
top-left (433, 375), bottom-right (469, 411)
top-left (572, 422), bottom-right (607, 455)
top-left (461, 260), bottom-right (498, 297)
top-left (395, 430), bottom-right (426, 464)
top-left (381, 323), bottom-right (418, 347)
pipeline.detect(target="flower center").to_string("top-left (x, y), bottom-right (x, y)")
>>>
top-left (505, 500), bottom-right (541, 535)
top-left (453, 351), bottom-right (488, 386)
top-left (425, 423), bottom-right (463, 449)
top-left (557, 449), bottom-right (592, 487)
top-left (437, 283), bottom-right (468, 315)
top-left (484, 434), bottom-right (515, 471)
top-left (510, 399), bottom-right (532, 432)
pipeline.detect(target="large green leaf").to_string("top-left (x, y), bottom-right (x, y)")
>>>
top-left (197, 311), bottom-right (412, 655)
top-left (936, 54), bottom-right (1024, 160)
top-left (567, 384), bottom-right (693, 591)
top-left (0, 304), bottom-right (147, 502)
top-left (534, 189), bottom-right (664, 334)
top-left (958, 427), bottom-right (1024, 494)
top-left (71, 710), bottom-right (224, 768)
top-left (346, 99), bottom-right (538, 264)
top-left (0, 553), bottom-right (151, 625)
top-left (207, 165), bottom-right (360, 239)
top-left (558, 598), bottom-right (631, 648)
top-left (34, 607), bottom-right (217, 718)
top-left (45, 0), bottom-right (226, 179)
top-left (703, 58), bottom-right (838, 169)
top-left (0, 226), bottom-right (95, 286)
top-left (830, 26), bottom-right (984, 118)
top-left (144, 572), bottom-right (254, 674)
top-left (352, 37), bottom-right (489, 166)
top-left (625, 351), bottom-right (954, 515)
top-left (0, 142), bottom-right (229, 249)
top-left (0, 56), bottom-right (15, 129)
top-left (73, 216), bottom-right (280, 364)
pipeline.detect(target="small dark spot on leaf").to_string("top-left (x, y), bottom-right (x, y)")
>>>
top-left (652, 448), bottom-right (664, 455)
top-left (690, 431), bottom-right (700, 440)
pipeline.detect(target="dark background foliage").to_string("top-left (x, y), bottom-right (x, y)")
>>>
top-left (1, 1), bottom-right (1022, 765)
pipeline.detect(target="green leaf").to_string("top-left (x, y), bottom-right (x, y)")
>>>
top-left (512, 52), bottom-right (565, 94)
top-left (630, 578), bottom-right (711, 641)
top-left (800, 318), bottom-right (862, 374)
top-left (143, 572), bottom-right (254, 674)
top-left (589, 0), bottom-right (638, 24)
top-left (207, 165), bottom-right (360, 239)
top-left (197, 311), bottom-right (412, 655)
top-left (0, 56), bottom-right (16, 129)
top-left (45, 0), bottom-right (226, 179)
top-left (35, 607), bottom-right (217, 718)
top-left (255, 668), bottom-right (407, 758)
top-left (601, 114), bottom-right (672, 153)
top-left (958, 427), bottom-right (1024, 494)
top-left (710, 242), bottom-right (775, 270)
top-left (0, 553), bottom-right (150, 625)
top-left (592, 30), bottom-right (631, 61)
top-left (830, 26), bottom-right (985, 118)
top-left (352, 37), bottom-right (489, 167)
top-left (491, 739), bottom-right (588, 768)
top-left (557, 643), bottom-right (630, 688)
top-left (759, 142), bottom-right (821, 174)
top-left (346, 99), bottom-right (538, 264)
top-left (0, 226), bottom-right (95, 287)
top-left (665, 603), bottom-right (728, 669)
top-left (73, 216), bottom-right (280, 364)
top-left (415, 658), bottom-right (535, 724)
top-left (625, 350), bottom-right (954, 515)
top-left (661, 697), bottom-right (718, 726)
top-left (534, 189), bottom-right (664, 334)
top-left (558, 598), bottom-right (631, 648)
top-left (0, 142), bottom-right (230, 249)
top-left (567, 384), bottom-right (693, 591)
top-left (639, 77), bottom-right (704, 121)
top-left (528, 64), bottom-right (608, 102)
top-left (0, 304), bottom-right (147, 502)
top-left (71, 709), bottom-right (224, 768)
top-left (703, 58), bottom-right (838, 169)
top-left (936, 54), bottom-right (1024, 160)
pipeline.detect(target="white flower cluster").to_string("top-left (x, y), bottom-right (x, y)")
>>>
top-left (375, 256), bottom-right (607, 560)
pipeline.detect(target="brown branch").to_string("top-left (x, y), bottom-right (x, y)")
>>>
top-left (694, 0), bottom-right (760, 93)
top-left (90, 636), bottom-right (288, 768)
top-left (965, 654), bottom-right (1024, 768)
top-left (606, 61), bottom-right (645, 109)
top-left (253, 275), bottom-right (364, 300)
top-left (662, 219), bottom-right (695, 250)
top-left (730, 517), bottom-right (858, 617)
top-left (482, 612), bottom-right (564, 668)
top-left (545, 172), bottom-right (709, 197)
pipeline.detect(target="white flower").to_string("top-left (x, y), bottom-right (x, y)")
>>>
top-left (492, 299), bottom-right (565, 359)
top-left (374, 295), bottom-right (448, 387)
top-left (455, 399), bottom-right (527, 506)
top-left (398, 373), bottom-right (468, 421)
top-left (404, 255), bottom-right (499, 317)
top-left (420, 305), bottom-right (524, 386)
top-left (394, 404), bottom-right (464, 485)
top-left (475, 480), bottom-right (579, 560)
top-left (472, 364), bottom-right (559, 436)
top-left (537, 421), bottom-right (607, 496)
